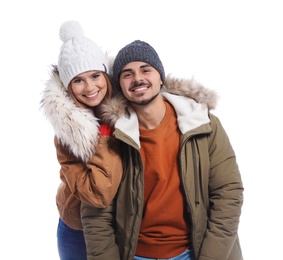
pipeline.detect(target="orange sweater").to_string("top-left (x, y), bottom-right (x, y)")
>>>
top-left (136, 101), bottom-right (191, 258)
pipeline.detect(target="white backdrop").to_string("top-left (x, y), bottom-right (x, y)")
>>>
top-left (1, 1), bottom-right (282, 259)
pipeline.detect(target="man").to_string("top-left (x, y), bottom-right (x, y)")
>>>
top-left (81, 40), bottom-right (244, 260)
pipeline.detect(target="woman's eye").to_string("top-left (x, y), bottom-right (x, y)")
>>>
top-left (73, 79), bottom-right (82, 83)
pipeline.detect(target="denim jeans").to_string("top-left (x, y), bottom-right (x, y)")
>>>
top-left (57, 218), bottom-right (87, 260)
top-left (134, 249), bottom-right (192, 260)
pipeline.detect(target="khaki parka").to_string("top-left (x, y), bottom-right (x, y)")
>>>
top-left (41, 67), bottom-right (123, 230)
top-left (81, 76), bottom-right (244, 260)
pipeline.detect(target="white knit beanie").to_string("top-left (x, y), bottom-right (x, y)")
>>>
top-left (58, 20), bottom-right (109, 88)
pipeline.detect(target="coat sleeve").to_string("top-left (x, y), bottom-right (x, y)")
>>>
top-left (55, 134), bottom-right (123, 208)
top-left (198, 114), bottom-right (244, 260)
top-left (81, 200), bottom-right (120, 260)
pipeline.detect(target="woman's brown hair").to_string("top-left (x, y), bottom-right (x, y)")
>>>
top-left (102, 72), bottom-right (113, 101)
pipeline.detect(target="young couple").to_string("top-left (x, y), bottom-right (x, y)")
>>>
top-left (41, 20), bottom-right (244, 260)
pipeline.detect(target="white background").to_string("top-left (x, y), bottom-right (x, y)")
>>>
top-left (1, 0), bottom-right (282, 259)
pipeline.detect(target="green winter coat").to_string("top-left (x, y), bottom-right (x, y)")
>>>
top-left (81, 76), bottom-right (244, 260)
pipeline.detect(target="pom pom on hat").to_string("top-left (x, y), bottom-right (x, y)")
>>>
top-left (58, 20), bottom-right (109, 88)
top-left (59, 20), bottom-right (84, 43)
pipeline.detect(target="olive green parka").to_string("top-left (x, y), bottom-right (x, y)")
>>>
top-left (81, 76), bottom-right (244, 260)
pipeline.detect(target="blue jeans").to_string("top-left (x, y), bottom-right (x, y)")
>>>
top-left (57, 218), bottom-right (87, 260)
top-left (134, 249), bottom-right (192, 260)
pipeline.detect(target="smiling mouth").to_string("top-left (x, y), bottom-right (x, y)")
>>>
top-left (131, 86), bottom-right (149, 92)
top-left (85, 92), bottom-right (98, 98)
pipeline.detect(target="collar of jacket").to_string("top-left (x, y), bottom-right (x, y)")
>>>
top-left (114, 93), bottom-right (211, 148)
top-left (102, 75), bottom-right (218, 148)
top-left (40, 67), bottom-right (100, 162)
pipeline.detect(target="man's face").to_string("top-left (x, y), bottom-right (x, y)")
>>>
top-left (119, 61), bottom-right (163, 106)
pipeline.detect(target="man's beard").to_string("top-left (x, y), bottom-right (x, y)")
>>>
top-left (129, 92), bottom-right (159, 106)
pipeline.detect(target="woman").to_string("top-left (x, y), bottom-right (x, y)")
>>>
top-left (41, 21), bottom-right (122, 260)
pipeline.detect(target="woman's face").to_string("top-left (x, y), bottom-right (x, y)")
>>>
top-left (70, 70), bottom-right (107, 107)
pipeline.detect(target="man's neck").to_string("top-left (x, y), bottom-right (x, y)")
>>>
top-left (131, 95), bottom-right (166, 130)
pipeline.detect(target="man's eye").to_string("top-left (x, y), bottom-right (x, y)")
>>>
top-left (124, 73), bottom-right (132, 78)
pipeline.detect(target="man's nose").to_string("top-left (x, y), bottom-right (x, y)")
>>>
top-left (133, 72), bottom-right (143, 82)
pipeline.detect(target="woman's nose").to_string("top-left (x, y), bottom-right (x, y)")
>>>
top-left (85, 79), bottom-right (94, 89)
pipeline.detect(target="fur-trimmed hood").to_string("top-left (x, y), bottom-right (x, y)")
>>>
top-left (40, 66), bottom-right (218, 160)
top-left (40, 66), bottom-right (100, 162)
top-left (97, 75), bottom-right (218, 127)
top-left (163, 76), bottom-right (217, 110)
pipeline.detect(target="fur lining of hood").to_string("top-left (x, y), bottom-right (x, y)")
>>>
top-left (163, 75), bottom-right (217, 110)
top-left (98, 75), bottom-right (218, 126)
top-left (40, 66), bottom-right (100, 162)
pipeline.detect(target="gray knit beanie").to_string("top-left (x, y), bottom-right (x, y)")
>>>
top-left (113, 40), bottom-right (165, 88)
top-left (58, 20), bottom-right (109, 88)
